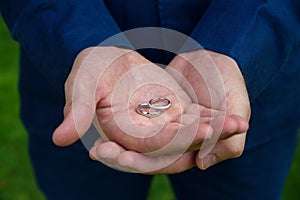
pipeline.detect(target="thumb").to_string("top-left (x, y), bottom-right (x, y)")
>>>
top-left (52, 99), bottom-right (96, 146)
top-left (196, 133), bottom-right (246, 170)
top-left (52, 48), bottom-right (100, 147)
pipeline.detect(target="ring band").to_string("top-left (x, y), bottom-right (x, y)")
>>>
top-left (148, 97), bottom-right (171, 110)
top-left (136, 103), bottom-right (162, 118)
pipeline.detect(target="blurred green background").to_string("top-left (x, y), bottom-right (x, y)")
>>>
top-left (0, 17), bottom-right (299, 200)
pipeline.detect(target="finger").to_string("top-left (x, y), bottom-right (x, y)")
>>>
top-left (185, 114), bottom-right (248, 152)
top-left (91, 141), bottom-right (196, 174)
top-left (206, 114), bottom-right (248, 142)
top-left (169, 112), bottom-right (247, 152)
top-left (91, 139), bottom-right (126, 166)
top-left (219, 114), bottom-right (249, 140)
top-left (184, 103), bottom-right (222, 119)
top-left (89, 139), bottom-right (133, 172)
top-left (94, 140), bottom-right (126, 160)
top-left (117, 151), bottom-right (196, 174)
top-left (52, 51), bottom-right (99, 146)
top-left (196, 133), bottom-right (246, 170)
top-left (148, 151), bottom-right (196, 174)
top-left (139, 117), bottom-right (212, 155)
top-left (52, 98), bottom-right (96, 146)
top-left (89, 138), bottom-right (105, 160)
top-left (185, 105), bottom-right (248, 139)
top-left (139, 112), bottom-right (248, 155)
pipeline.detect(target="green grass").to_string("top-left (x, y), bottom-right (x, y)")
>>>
top-left (283, 140), bottom-right (300, 200)
top-left (0, 19), bottom-right (45, 199)
top-left (0, 18), bottom-right (45, 200)
top-left (0, 17), bottom-right (299, 200)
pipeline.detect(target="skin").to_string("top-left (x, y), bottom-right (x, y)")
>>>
top-left (52, 46), bottom-right (249, 174)
top-left (167, 50), bottom-right (250, 170)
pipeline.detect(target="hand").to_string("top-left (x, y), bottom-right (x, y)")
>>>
top-left (53, 46), bottom-right (211, 154)
top-left (52, 46), bottom-right (204, 173)
top-left (89, 138), bottom-right (198, 174)
top-left (166, 50), bottom-right (250, 170)
top-left (52, 47), bottom-right (248, 173)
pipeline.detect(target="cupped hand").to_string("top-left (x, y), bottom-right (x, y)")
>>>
top-left (53, 46), bottom-right (211, 154)
top-left (52, 46), bottom-right (211, 173)
top-left (52, 46), bottom-right (248, 174)
top-left (91, 49), bottom-right (250, 173)
top-left (166, 49), bottom-right (250, 170)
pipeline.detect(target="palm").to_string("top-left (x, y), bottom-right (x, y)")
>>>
top-left (94, 57), bottom-right (208, 155)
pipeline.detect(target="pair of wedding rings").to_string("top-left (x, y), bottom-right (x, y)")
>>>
top-left (136, 97), bottom-right (171, 118)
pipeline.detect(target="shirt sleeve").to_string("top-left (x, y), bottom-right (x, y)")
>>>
top-left (190, 0), bottom-right (300, 101)
top-left (0, 0), bottom-right (127, 88)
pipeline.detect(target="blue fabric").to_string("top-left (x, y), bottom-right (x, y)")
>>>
top-left (28, 132), bottom-right (153, 200)
top-left (1, 0), bottom-right (300, 199)
top-left (191, 0), bottom-right (300, 101)
top-left (27, 124), bottom-right (298, 200)
top-left (169, 131), bottom-right (299, 200)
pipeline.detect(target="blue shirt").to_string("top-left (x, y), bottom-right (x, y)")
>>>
top-left (1, 0), bottom-right (300, 148)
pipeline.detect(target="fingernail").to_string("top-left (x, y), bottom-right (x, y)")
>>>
top-left (89, 147), bottom-right (98, 160)
top-left (200, 154), bottom-right (217, 170)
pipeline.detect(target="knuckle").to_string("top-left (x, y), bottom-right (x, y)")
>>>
top-left (64, 78), bottom-right (72, 90)
top-left (229, 144), bottom-right (244, 158)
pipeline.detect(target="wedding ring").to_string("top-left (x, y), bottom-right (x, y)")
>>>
top-left (149, 97), bottom-right (171, 110)
top-left (136, 103), bottom-right (162, 118)
top-left (136, 97), bottom-right (171, 118)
